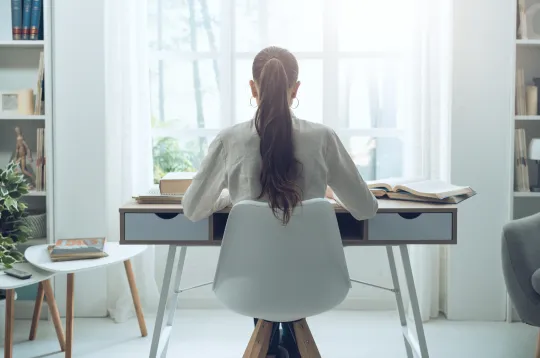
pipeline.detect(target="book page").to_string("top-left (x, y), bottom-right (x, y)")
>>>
top-left (366, 177), bottom-right (425, 191)
top-left (395, 180), bottom-right (473, 199)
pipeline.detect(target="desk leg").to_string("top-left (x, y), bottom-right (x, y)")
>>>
top-left (4, 289), bottom-right (14, 358)
top-left (386, 246), bottom-right (414, 358)
top-left (150, 246), bottom-right (177, 358)
top-left (399, 245), bottom-right (429, 358)
top-left (160, 246), bottom-right (187, 358)
top-left (66, 273), bottom-right (75, 358)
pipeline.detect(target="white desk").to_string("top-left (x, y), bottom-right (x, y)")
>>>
top-left (119, 199), bottom-right (458, 358)
top-left (25, 243), bottom-right (148, 358)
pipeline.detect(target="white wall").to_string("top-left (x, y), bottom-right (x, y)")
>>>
top-left (52, 0), bottom-right (107, 316)
top-left (447, 0), bottom-right (513, 320)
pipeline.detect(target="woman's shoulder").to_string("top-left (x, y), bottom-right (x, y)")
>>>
top-left (218, 120), bottom-right (255, 140)
top-left (292, 117), bottom-right (334, 138)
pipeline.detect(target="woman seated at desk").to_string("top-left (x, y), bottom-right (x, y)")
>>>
top-left (182, 46), bottom-right (378, 358)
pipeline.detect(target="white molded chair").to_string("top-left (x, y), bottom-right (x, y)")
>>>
top-left (213, 198), bottom-right (351, 357)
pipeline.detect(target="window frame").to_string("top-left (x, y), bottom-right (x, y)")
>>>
top-left (150, 0), bottom-right (412, 177)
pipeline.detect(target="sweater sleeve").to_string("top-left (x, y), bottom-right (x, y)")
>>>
top-left (183, 136), bottom-right (231, 222)
top-left (326, 129), bottom-right (378, 221)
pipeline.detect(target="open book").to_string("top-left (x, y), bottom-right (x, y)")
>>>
top-left (367, 178), bottom-right (476, 204)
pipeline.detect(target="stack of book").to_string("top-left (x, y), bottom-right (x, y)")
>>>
top-left (47, 238), bottom-right (108, 262)
top-left (367, 178), bottom-right (476, 204)
top-left (133, 172), bottom-right (194, 204)
top-left (10, 0), bottom-right (44, 41)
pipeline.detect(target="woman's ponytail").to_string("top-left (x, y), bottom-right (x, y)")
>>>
top-left (253, 47), bottom-right (301, 225)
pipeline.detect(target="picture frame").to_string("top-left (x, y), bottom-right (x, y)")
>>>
top-left (0, 91), bottom-right (20, 114)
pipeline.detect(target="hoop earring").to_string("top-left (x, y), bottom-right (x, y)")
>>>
top-left (291, 98), bottom-right (299, 109)
top-left (250, 97), bottom-right (257, 108)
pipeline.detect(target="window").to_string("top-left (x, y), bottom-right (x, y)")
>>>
top-left (148, 0), bottom-right (420, 182)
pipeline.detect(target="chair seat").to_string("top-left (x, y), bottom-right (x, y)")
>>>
top-left (532, 269), bottom-right (540, 295)
top-left (215, 276), bottom-right (349, 322)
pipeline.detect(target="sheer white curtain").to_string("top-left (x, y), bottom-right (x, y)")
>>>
top-left (104, 0), bottom-right (160, 322)
top-left (408, 0), bottom-right (452, 322)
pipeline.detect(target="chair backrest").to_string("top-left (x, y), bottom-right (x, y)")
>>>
top-left (213, 198), bottom-right (351, 322)
top-left (502, 212), bottom-right (540, 326)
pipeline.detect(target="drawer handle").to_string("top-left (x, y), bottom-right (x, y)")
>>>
top-left (398, 213), bottom-right (422, 220)
top-left (155, 213), bottom-right (179, 220)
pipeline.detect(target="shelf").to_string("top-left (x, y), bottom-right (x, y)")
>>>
top-left (0, 115), bottom-right (45, 121)
top-left (516, 115), bottom-right (540, 120)
top-left (517, 39), bottom-right (540, 46)
top-left (514, 192), bottom-right (540, 197)
top-left (0, 40), bottom-right (44, 48)
top-left (24, 191), bottom-right (46, 197)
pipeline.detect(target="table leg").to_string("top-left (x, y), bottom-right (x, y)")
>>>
top-left (29, 282), bottom-right (45, 340)
top-left (124, 260), bottom-right (147, 337)
top-left (399, 245), bottom-right (429, 357)
top-left (161, 246), bottom-right (187, 358)
top-left (149, 246), bottom-right (177, 358)
top-left (42, 279), bottom-right (66, 351)
top-left (386, 246), bottom-right (414, 358)
top-left (66, 273), bottom-right (75, 358)
top-left (4, 289), bottom-right (14, 358)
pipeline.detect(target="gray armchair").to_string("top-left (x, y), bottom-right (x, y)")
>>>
top-left (502, 213), bottom-right (540, 355)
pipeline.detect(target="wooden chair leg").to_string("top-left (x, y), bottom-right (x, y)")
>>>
top-left (4, 289), bottom-right (15, 358)
top-left (123, 260), bottom-right (148, 337)
top-left (293, 319), bottom-right (321, 358)
top-left (243, 319), bottom-right (273, 358)
top-left (42, 280), bottom-right (66, 351)
top-left (536, 329), bottom-right (540, 358)
top-left (29, 282), bottom-right (45, 340)
top-left (66, 273), bottom-right (75, 358)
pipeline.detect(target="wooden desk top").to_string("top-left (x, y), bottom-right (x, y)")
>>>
top-left (120, 199), bottom-right (457, 214)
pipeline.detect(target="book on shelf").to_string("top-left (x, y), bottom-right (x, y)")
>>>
top-left (21, 0), bottom-right (32, 40)
top-left (367, 178), bottom-right (476, 204)
top-left (516, 68), bottom-right (527, 116)
top-left (35, 128), bottom-right (45, 191)
top-left (10, 0), bottom-right (43, 41)
top-left (29, 0), bottom-right (43, 40)
top-left (133, 186), bottom-right (183, 204)
top-left (47, 238), bottom-right (108, 262)
top-left (159, 172), bottom-right (195, 195)
top-left (517, 0), bottom-right (527, 39)
top-left (515, 128), bottom-right (530, 192)
top-left (11, 0), bottom-right (22, 40)
top-left (34, 51), bottom-right (44, 115)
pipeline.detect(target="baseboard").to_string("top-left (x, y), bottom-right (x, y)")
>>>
top-left (176, 296), bottom-right (395, 311)
top-left (14, 300), bottom-right (49, 320)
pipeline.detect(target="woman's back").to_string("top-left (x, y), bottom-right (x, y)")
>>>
top-left (182, 45), bottom-right (377, 223)
top-left (222, 116), bottom-right (334, 204)
top-left (183, 115), bottom-right (378, 222)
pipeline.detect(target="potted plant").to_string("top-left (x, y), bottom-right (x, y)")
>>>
top-left (0, 161), bottom-right (31, 337)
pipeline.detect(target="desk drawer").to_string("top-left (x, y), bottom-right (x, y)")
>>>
top-left (123, 213), bottom-right (209, 242)
top-left (368, 213), bottom-right (453, 242)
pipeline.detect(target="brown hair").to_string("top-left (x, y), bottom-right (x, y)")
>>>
top-left (252, 46), bottom-right (302, 225)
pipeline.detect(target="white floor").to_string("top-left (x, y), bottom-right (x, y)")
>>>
top-left (7, 310), bottom-right (539, 358)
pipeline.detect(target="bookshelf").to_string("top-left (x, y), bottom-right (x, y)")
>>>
top-left (0, 0), bottom-right (54, 308)
top-left (509, 0), bottom-right (540, 322)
